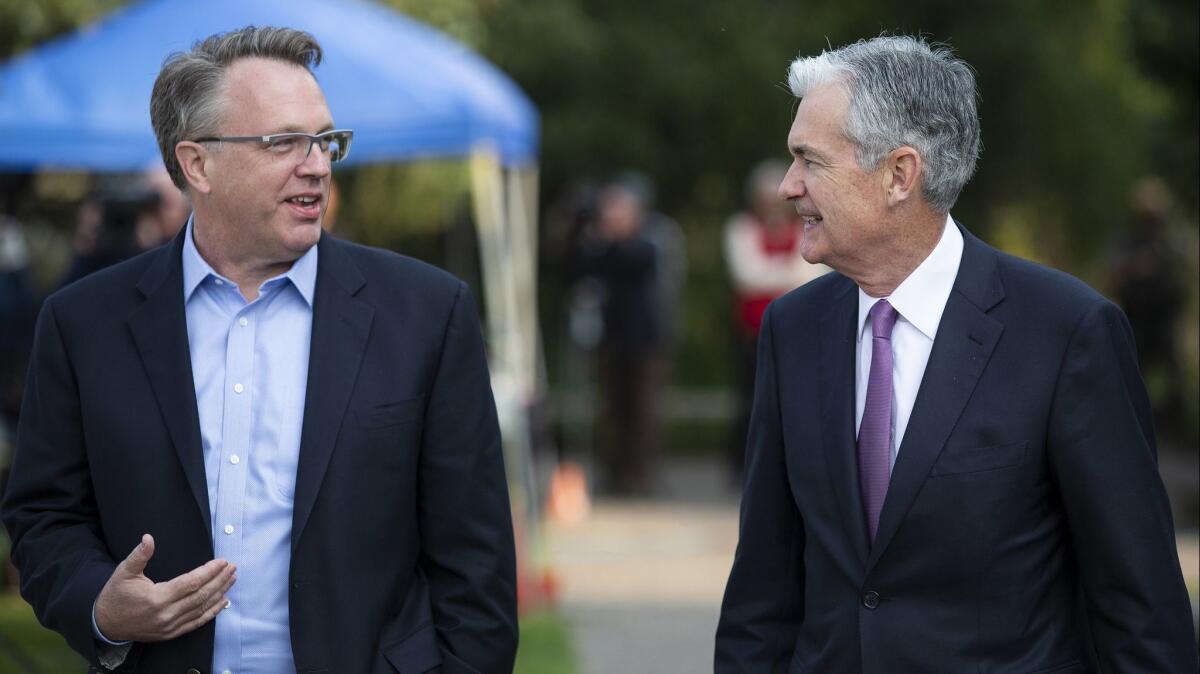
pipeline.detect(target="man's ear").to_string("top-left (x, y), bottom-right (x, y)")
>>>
top-left (175, 141), bottom-right (212, 195)
top-left (882, 146), bottom-right (922, 207)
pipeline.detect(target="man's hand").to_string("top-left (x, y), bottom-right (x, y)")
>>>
top-left (94, 534), bottom-right (236, 642)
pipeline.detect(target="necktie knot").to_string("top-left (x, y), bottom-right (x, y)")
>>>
top-left (869, 299), bottom-right (899, 341)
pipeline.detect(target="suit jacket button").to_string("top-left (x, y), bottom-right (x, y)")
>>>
top-left (187, 669), bottom-right (201, 674)
top-left (862, 590), bottom-right (880, 609)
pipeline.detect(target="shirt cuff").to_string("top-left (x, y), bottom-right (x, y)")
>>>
top-left (92, 601), bottom-right (132, 669)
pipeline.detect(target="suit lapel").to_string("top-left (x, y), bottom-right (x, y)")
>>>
top-left (128, 232), bottom-right (211, 534)
top-left (865, 228), bottom-right (1005, 573)
top-left (291, 236), bottom-right (373, 550)
top-left (818, 277), bottom-right (869, 568)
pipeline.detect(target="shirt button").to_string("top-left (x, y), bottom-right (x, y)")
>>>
top-left (223, 670), bottom-right (232, 674)
top-left (233, 383), bottom-right (244, 394)
top-left (225, 600), bottom-right (232, 609)
top-left (224, 524), bottom-right (234, 535)
top-left (238, 317), bottom-right (248, 327)
top-left (862, 590), bottom-right (880, 609)
top-left (230, 454), bottom-right (240, 465)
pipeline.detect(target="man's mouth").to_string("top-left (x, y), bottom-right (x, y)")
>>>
top-left (285, 194), bottom-right (322, 219)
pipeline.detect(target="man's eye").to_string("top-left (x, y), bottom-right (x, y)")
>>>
top-left (269, 138), bottom-right (298, 152)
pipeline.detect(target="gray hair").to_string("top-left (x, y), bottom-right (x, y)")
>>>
top-left (787, 36), bottom-right (980, 213)
top-left (150, 26), bottom-right (323, 190)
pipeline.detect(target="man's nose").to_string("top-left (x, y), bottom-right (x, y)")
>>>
top-left (296, 142), bottom-right (331, 178)
top-left (778, 171), bottom-right (804, 201)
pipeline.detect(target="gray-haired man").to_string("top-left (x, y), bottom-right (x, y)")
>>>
top-left (3, 26), bottom-right (517, 673)
top-left (716, 36), bottom-right (1197, 672)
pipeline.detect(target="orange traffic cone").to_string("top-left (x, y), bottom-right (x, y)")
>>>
top-left (546, 460), bottom-right (591, 525)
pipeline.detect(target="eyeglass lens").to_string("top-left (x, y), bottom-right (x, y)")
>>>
top-left (268, 132), bottom-right (351, 162)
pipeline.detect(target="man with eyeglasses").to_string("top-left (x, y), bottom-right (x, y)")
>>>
top-left (1, 26), bottom-right (517, 674)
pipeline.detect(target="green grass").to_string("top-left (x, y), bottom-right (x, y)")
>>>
top-left (0, 594), bottom-right (575, 674)
top-left (0, 595), bottom-right (86, 673)
top-left (516, 610), bottom-right (576, 674)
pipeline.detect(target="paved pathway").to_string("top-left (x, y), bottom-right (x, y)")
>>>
top-left (544, 459), bottom-right (1200, 674)
top-left (544, 459), bottom-right (739, 674)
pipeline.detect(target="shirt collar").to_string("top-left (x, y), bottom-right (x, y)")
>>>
top-left (857, 214), bottom-right (963, 342)
top-left (181, 216), bottom-right (214, 302)
top-left (284, 236), bottom-right (318, 307)
top-left (181, 215), bottom-right (319, 307)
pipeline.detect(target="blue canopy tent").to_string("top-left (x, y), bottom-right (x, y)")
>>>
top-left (0, 0), bottom-right (547, 585)
top-left (0, 0), bottom-right (537, 169)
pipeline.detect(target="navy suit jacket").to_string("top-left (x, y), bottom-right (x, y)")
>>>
top-left (1, 231), bottom-right (518, 673)
top-left (716, 226), bottom-right (1197, 673)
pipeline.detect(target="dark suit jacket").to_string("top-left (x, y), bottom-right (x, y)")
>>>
top-left (715, 226), bottom-right (1197, 673)
top-left (1, 231), bottom-right (518, 673)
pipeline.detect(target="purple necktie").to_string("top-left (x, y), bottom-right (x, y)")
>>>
top-left (859, 299), bottom-right (899, 544)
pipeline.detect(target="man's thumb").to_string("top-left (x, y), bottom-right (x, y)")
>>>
top-left (121, 533), bottom-right (155, 575)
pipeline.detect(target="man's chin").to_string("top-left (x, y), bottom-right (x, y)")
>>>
top-left (798, 242), bottom-right (826, 266)
top-left (281, 223), bottom-right (322, 255)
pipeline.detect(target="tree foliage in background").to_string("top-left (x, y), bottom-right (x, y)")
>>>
top-left (479, 0), bottom-right (1195, 260)
top-left (3, 0), bottom-right (1196, 395)
top-left (0, 0), bottom-right (123, 59)
top-left (5, 0), bottom-right (1194, 249)
top-left (474, 0), bottom-right (1198, 389)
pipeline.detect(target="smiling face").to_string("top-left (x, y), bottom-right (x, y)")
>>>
top-left (779, 82), bottom-right (893, 278)
top-left (198, 57), bottom-right (334, 266)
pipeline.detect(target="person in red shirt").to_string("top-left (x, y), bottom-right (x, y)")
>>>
top-left (723, 159), bottom-right (827, 479)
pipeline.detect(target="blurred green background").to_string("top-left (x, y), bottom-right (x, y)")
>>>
top-left (5, 0), bottom-right (1196, 430)
top-left (2, 0), bottom-right (1196, 400)
top-left (0, 0), bottom-right (1196, 670)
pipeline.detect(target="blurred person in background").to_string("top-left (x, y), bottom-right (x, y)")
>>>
top-left (573, 176), bottom-right (678, 496)
top-left (0, 176), bottom-right (37, 498)
top-left (716, 36), bottom-right (1197, 672)
top-left (1108, 176), bottom-right (1194, 446)
top-left (723, 159), bottom-right (827, 482)
top-left (137, 164), bottom-right (191, 249)
top-left (60, 166), bottom-right (191, 290)
top-left (2, 26), bottom-right (516, 674)
top-left (58, 180), bottom-right (150, 287)
top-left (625, 171), bottom-right (687, 357)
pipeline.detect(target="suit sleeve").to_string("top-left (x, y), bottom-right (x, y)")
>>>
top-left (418, 282), bottom-right (518, 673)
top-left (715, 304), bottom-right (805, 673)
top-left (0, 298), bottom-right (118, 668)
top-left (1047, 298), bottom-right (1198, 671)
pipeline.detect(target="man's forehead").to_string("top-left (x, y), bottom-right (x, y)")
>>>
top-left (795, 84), bottom-right (849, 124)
top-left (224, 57), bottom-right (320, 93)
top-left (787, 85), bottom-right (849, 152)
top-left (221, 57), bottom-right (332, 131)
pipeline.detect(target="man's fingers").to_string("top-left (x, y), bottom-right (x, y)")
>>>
top-left (118, 533), bottom-right (155, 577)
top-left (161, 564), bottom-right (235, 632)
top-left (167, 575), bottom-right (234, 639)
top-left (160, 558), bottom-right (229, 602)
top-left (187, 563), bottom-right (236, 615)
top-left (169, 592), bottom-right (230, 640)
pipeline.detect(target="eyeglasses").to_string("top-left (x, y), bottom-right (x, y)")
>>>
top-left (193, 129), bottom-right (354, 163)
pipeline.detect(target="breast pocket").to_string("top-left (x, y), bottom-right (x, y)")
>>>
top-left (356, 395), bottom-right (427, 431)
top-left (930, 440), bottom-right (1027, 476)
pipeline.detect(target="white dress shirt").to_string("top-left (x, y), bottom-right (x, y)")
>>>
top-left (855, 215), bottom-right (963, 471)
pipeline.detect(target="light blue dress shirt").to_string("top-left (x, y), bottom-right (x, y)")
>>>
top-left (183, 219), bottom-right (316, 674)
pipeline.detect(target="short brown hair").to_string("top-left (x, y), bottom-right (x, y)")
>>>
top-left (149, 26), bottom-right (323, 189)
